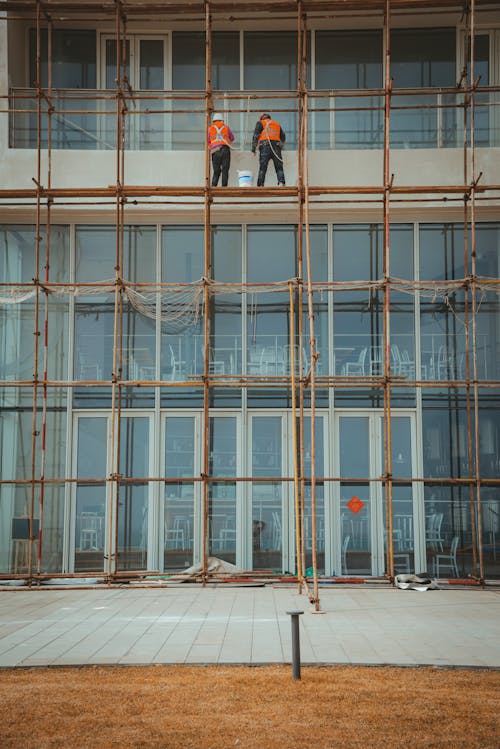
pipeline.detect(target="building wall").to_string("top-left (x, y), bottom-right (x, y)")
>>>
top-left (0, 4), bottom-right (499, 582)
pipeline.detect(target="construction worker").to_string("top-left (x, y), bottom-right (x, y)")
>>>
top-left (208, 112), bottom-right (234, 187)
top-left (251, 113), bottom-right (286, 187)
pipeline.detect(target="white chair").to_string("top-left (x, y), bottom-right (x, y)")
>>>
top-left (260, 346), bottom-right (286, 375)
top-left (169, 344), bottom-right (186, 381)
top-left (370, 346), bottom-right (382, 375)
top-left (426, 512), bottom-right (444, 551)
top-left (437, 347), bottom-right (464, 380)
top-left (342, 347), bottom-right (367, 375)
top-left (433, 535), bottom-right (459, 578)
top-left (79, 513), bottom-right (103, 551)
top-left (78, 349), bottom-right (103, 380)
top-left (271, 511), bottom-right (282, 550)
top-left (399, 349), bottom-right (415, 378)
top-left (165, 516), bottom-right (185, 550)
top-left (247, 347), bottom-right (264, 375)
top-left (131, 348), bottom-right (155, 380)
top-left (305, 515), bottom-right (325, 552)
top-left (341, 534), bottom-right (350, 574)
top-left (390, 344), bottom-right (402, 375)
top-left (208, 352), bottom-right (225, 375)
top-left (285, 344), bottom-right (309, 375)
top-left (213, 517), bottom-right (236, 551)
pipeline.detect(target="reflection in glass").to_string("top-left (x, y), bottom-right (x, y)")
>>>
top-left (212, 227), bottom-right (242, 377)
top-left (117, 418), bottom-right (149, 570)
top-left (419, 224), bottom-right (467, 381)
top-left (252, 417), bottom-right (282, 570)
top-left (302, 417), bottom-right (325, 574)
top-left (391, 29), bottom-right (456, 89)
top-left (339, 417), bottom-right (370, 575)
top-left (165, 417), bottom-right (195, 570)
top-left (30, 29), bottom-right (97, 89)
top-left (172, 32), bottom-right (205, 90)
top-left (75, 418), bottom-right (107, 572)
top-left (422, 392), bottom-right (471, 479)
top-left (424, 484), bottom-right (471, 578)
top-left (209, 418), bottom-right (237, 564)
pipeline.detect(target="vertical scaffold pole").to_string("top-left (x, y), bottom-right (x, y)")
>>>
top-left (383, 0), bottom-right (394, 580)
top-left (201, 0), bottom-right (213, 586)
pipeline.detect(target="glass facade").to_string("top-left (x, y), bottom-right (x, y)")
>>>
top-left (2, 9), bottom-right (499, 584)
top-left (10, 26), bottom-right (498, 150)
top-left (1, 222), bottom-right (498, 578)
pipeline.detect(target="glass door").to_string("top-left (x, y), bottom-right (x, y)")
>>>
top-left (338, 415), bottom-right (372, 576)
top-left (163, 416), bottom-right (198, 571)
top-left (208, 416), bottom-right (239, 566)
top-left (336, 413), bottom-right (415, 576)
top-left (101, 35), bottom-right (168, 149)
top-left (73, 414), bottom-right (151, 573)
top-left (301, 416), bottom-right (326, 575)
top-left (250, 416), bottom-right (285, 571)
top-left (73, 416), bottom-right (108, 573)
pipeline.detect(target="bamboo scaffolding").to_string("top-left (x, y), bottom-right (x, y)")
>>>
top-left (0, 0), bottom-right (498, 590)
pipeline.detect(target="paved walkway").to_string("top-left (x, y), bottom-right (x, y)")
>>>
top-left (0, 584), bottom-right (499, 669)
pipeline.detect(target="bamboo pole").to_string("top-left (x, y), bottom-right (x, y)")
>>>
top-left (469, 0), bottom-right (485, 583)
top-left (382, 0), bottom-right (394, 581)
top-left (201, 0), bottom-right (212, 585)
top-left (27, 0), bottom-right (43, 584)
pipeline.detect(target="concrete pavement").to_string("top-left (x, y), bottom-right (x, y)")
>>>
top-left (0, 584), bottom-right (499, 669)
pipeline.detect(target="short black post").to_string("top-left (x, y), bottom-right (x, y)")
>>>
top-left (286, 610), bottom-right (304, 680)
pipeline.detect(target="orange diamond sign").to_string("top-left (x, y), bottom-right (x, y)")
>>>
top-left (346, 495), bottom-right (365, 515)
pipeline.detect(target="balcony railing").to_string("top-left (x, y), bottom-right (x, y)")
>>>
top-left (9, 88), bottom-right (500, 151)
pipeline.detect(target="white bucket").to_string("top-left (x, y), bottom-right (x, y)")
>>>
top-left (237, 170), bottom-right (253, 187)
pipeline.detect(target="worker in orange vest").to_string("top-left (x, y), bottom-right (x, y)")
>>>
top-left (251, 113), bottom-right (286, 187)
top-left (208, 112), bottom-right (234, 186)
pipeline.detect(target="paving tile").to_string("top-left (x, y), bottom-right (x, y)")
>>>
top-left (0, 587), bottom-right (499, 667)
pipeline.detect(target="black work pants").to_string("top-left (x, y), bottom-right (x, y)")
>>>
top-left (211, 145), bottom-right (231, 186)
top-left (257, 142), bottom-right (285, 186)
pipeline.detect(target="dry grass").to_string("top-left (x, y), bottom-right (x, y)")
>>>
top-left (0, 665), bottom-right (498, 749)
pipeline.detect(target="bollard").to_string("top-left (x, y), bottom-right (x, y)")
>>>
top-left (286, 610), bottom-right (304, 680)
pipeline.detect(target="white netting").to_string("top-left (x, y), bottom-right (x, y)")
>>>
top-left (125, 285), bottom-right (204, 334)
top-left (0, 288), bottom-right (37, 304)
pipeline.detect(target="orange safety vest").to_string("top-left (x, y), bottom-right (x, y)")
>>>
top-left (208, 121), bottom-right (231, 149)
top-left (258, 118), bottom-right (281, 144)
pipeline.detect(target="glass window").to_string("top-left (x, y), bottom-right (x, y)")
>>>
top-left (419, 224), bottom-right (467, 382)
top-left (0, 225), bottom-right (69, 283)
top-left (475, 224), bottom-right (500, 380)
top-left (252, 416), bottom-right (282, 571)
top-left (315, 30), bottom-right (382, 89)
top-left (302, 416), bottom-right (325, 574)
top-left (75, 417), bottom-right (107, 573)
top-left (172, 32), bottom-right (205, 90)
top-left (247, 226), bottom-right (296, 381)
top-left (333, 225), bottom-right (383, 377)
top-left (209, 417), bottom-right (237, 564)
top-left (339, 416), bottom-right (371, 576)
top-left (117, 417), bottom-right (149, 571)
top-left (213, 32), bottom-right (240, 90)
top-left (391, 28), bottom-right (456, 88)
top-left (75, 226), bottom-right (156, 391)
top-left (165, 417), bottom-right (195, 570)
top-left (105, 39), bottom-right (130, 89)
top-left (470, 35), bottom-right (490, 146)
top-left (161, 228), bottom-right (204, 405)
top-left (244, 32), bottom-right (298, 90)
top-left (140, 39), bottom-right (164, 90)
top-left (30, 29), bottom-right (97, 88)
top-left (212, 226), bottom-right (242, 379)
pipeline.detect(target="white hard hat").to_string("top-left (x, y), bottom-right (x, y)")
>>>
top-left (212, 112), bottom-right (223, 122)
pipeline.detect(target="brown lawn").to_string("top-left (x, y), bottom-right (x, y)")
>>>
top-left (0, 665), bottom-right (498, 749)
